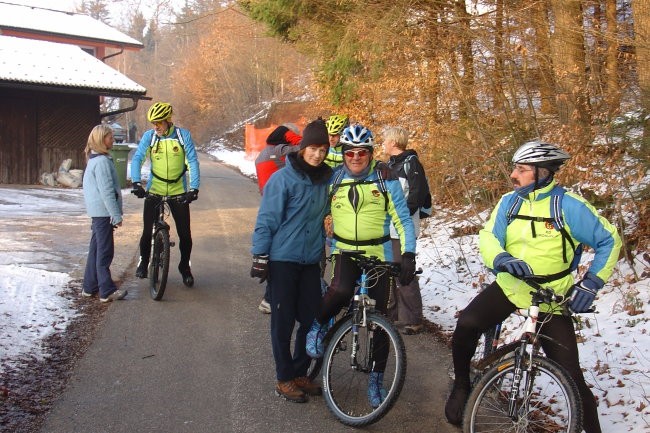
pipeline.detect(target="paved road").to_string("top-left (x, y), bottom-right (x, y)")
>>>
top-left (40, 155), bottom-right (459, 433)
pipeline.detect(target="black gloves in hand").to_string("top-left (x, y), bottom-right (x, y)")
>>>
top-left (131, 182), bottom-right (146, 198)
top-left (493, 252), bottom-right (533, 279)
top-left (250, 254), bottom-right (269, 283)
top-left (568, 273), bottom-right (604, 313)
top-left (184, 189), bottom-right (199, 203)
top-left (399, 252), bottom-right (416, 286)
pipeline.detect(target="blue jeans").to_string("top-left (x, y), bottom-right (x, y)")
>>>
top-left (83, 217), bottom-right (117, 298)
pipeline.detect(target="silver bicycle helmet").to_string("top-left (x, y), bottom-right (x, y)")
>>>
top-left (512, 140), bottom-right (570, 172)
top-left (340, 124), bottom-right (374, 148)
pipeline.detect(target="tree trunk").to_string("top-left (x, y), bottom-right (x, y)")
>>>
top-left (532, 0), bottom-right (556, 115)
top-left (456, 0), bottom-right (475, 120)
top-left (549, 0), bottom-right (590, 126)
top-left (632, 0), bottom-right (650, 142)
top-left (605, 0), bottom-right (621, 117)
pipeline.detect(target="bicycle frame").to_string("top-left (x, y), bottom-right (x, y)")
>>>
top-left (471, 276), bottom-right (579, 425)
top-left (146, 193), bottom-right (183, 300)
top-left (320, 250), bottom-right (408, 427)
top-left (147, 194), bottom-right (182, 249)
top-left (349, 252), bottom-right (389, 370)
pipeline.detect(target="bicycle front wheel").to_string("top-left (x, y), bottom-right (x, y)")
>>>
top-left (463, 355), bottom-right (583, 433)
top-left (149, 229), bottom-right (170, 301)
top-left (322, 313), bottom-right (406, 427)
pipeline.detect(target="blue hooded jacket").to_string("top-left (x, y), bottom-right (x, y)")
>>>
top-left (251, 153), bottom-right (331, 264)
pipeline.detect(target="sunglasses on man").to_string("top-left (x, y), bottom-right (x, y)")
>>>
top-left (344, 149), bottom-right (370, 158)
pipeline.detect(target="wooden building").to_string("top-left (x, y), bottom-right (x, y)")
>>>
top-left (0, 3), bottom-right (147, 184)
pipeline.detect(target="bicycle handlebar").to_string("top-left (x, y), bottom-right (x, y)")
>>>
top-left (338, 249), bottom-right (423, 278)
top-left (519, 275), bottom-right (595, 315)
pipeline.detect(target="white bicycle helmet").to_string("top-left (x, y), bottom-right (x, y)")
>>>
top-left (341, 124), bottom-right (374, 148)
top-left (512, 140), bottom-right (570, 172)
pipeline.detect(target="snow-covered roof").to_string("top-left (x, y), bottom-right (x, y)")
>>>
top-left (0, 2), bottom-right (143, 48)
top-left (0, 35), bottom-right (146, 95)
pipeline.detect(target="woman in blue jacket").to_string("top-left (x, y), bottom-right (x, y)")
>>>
top-left (82, 124), bottom-right (127, 303)
top-left (250, 119), bottom-right (332, 403)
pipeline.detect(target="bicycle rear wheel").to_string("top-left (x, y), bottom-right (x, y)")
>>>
top-left (149, 229), bottom-right (170, 301)
top-left (463, 355), bottom-right (582, 433)
top-left (322, 313), bottom-right (406, 427)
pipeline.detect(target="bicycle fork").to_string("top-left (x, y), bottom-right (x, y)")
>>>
top-left (350, 284), bottom-right (376, 371)
top-left (507, 305), bottom-right (540, 418)
top-left (507, 342), bottom-right (536, 420)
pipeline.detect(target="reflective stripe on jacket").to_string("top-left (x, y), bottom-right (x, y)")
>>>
top-left (324, 145), bottom-right (344, 168)
top-left (479, 180), bottom-right (621, 310)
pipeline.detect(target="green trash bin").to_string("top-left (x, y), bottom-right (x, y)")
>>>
top-left (110, 144), bottom-right (131, 189)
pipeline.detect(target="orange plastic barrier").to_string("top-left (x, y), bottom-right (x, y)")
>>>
top-left (245, 124), bottom-right (277, 161)
top-left (244, 119), bottom-right (307, 161)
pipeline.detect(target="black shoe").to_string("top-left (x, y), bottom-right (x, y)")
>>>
top-left (444, 383), bottom-right (470, 426)
top-left (180, 266), bottom-right (194, 287)
top-left (135, 260), bottom-right (148, 279)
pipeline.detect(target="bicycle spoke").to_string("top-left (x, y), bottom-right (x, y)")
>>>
top-left (465, 357), bottom-right (581, 433)
top-left (322, 314), bottom-right (406, 427)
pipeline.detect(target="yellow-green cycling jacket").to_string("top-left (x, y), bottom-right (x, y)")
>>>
top-left (131, 125), bottom-right (200, 196)
top-left (329, 161), bottom-right (416, 261)
top-left (324, 145), bottom-right (344, 168)
top-left (479, 180), bottom-right (621, 312)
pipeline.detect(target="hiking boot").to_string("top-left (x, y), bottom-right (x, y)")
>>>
top-left (258, 298), bottom-right (271, 314)
top-left (403, 324), bottom-right (424, 335)
top-left (275, 380), bottom-right (307, 403)
top-left (367, 372), bottom-right (387, 408)
top-left (179, 265), bottom-right (194, 287)
top-left (294, 376), bottom-right (322, 396)
top-left (444, 383), bottom-right (471, 426)
top-left (100, 289), bottom-right (128, 303)
top-left (135, 259), bottom-right (148, 279)
top-left (306, 319), bottom-right (329, 358)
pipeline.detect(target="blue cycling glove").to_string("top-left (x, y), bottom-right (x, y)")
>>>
top-left (569, 273), bottom-right (604, 313)
top-left (493, 252), bottom-right (533, 279)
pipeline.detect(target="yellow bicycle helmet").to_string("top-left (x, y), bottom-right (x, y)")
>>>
top-left (325, 114), bottom-right (349, 135)
top-left (147, 102), bottom-right (173, 122)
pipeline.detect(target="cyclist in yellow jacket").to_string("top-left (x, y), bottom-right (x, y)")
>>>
top-left (323, 114), bottom-right (348, 168)
top-left (444, 141), bottom-right (621, 433)
top-left (131, 102), bottom-right (201, 287)
top-left (306, 123), bottom-right (417, 409)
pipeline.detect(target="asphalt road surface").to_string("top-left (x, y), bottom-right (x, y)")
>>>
top-left (39, 155), bottom-right (459, 433)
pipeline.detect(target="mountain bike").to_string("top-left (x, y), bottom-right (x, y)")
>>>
top-left (146, 193), bottom-right (184, 301)
top-left (317, 249), bottom-right (409, 427)
top-left (462, 276), bottom-right (583, 433)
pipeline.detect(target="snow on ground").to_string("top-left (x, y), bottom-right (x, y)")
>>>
top-left (0, 144), bottom-right (648, 432)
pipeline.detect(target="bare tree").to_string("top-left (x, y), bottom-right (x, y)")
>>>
top-left (632, 0), bottom-right (650, 141)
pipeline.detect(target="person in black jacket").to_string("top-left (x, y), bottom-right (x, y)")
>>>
top-left (383, 127), bottom-right (431, 334)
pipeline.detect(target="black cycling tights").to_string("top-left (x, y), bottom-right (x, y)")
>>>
top-left (139, 195), bottom-right (193, 269)
top-left (451, 282), bottom-right (602, 433)
top-left (318, 253), bottom-right (391, 371)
